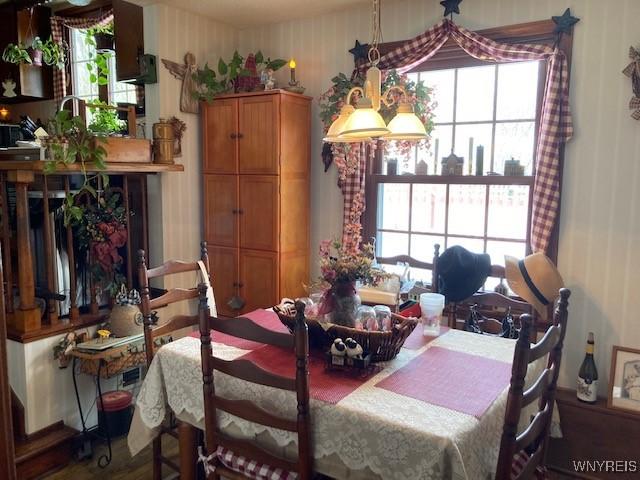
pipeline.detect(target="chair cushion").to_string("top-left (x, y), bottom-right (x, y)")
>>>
top-left (511, 451), bottom-right (548, 480)
top-left (216, 446), bottom-right (298, 480)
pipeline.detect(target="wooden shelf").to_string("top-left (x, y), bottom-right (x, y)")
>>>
top-left (370, 174), bottom-right (533, 185)
top-left (0, 160), bottom-right (184, 175)
top-left (7, 311), bottom-right (109, 344)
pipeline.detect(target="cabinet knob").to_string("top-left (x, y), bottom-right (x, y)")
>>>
top-left (232, 209), bottom-right (239, 214)
top-left (238, 209), bottom-right (244, 215)
top-left (230, 133), bottom-right (237, 139)
top-left (237, 133), bottom-right (244, 139)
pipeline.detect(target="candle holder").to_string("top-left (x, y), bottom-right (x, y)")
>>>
top-left (284, 58), bottom-right (306, 94)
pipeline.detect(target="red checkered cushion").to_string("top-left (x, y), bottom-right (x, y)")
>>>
top-left (511, 451), bottom-right (548, 480)
top-left (216, 446), bottom-right (298, 480)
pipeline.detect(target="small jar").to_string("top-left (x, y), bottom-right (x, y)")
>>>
top-left (374, 305), bottom-right (392, 331)
top-left (356, 305), bottom-right (377, 331)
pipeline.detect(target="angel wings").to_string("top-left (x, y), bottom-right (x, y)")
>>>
top-left (623, 46), bottom-right (640, 120)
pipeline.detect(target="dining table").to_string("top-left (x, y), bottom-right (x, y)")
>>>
top-left (128, 309), bottom-right (555, 480)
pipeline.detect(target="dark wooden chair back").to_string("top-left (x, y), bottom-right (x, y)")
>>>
top-left (138, 241), bottom-right (210, 367)
top-left (377, 243), bottom-right (440, 291)
top-left (495, 288), bottom-right (571, 480)
top-left (199, 295), bottom-right (312, 480)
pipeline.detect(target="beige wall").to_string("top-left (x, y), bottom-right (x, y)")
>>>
top-left (143, 3), bottom-right (237, 295)
top-left (238, 0), bottom-right (640, 394)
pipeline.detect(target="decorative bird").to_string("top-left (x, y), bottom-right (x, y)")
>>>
top-left (345, 338), bottom-right (363, 359)
top-left (623, 46), bottom-right (640, 120)
top-left (330, 338), bottom-right (347, 357)
top-left (161, 52), bottom-right (200, 114)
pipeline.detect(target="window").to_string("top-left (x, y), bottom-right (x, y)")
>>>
top-left (69, 27), bottom-right (138, 107)
top-left (370, 59), bottom-right (545, 288)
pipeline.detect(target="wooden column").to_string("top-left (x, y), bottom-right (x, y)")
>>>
top-left (41, 177), bottom-right (59, 324)
top-left (0, 174), bottom-right (13, 314)
top-left (64, 178), bottom-right (79, 323)
top-left (7, 170), bottom-right (40, 332)
top-left (0, 245), bottom-right (16, 480)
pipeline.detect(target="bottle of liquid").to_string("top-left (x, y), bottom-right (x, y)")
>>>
top-left (577, 332), bottom-right (598, 403)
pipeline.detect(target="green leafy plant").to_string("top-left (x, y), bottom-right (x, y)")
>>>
top-left (87, 101), bottom-right (126, 135)
top-left (43, 110), bottom-right (108, 225)
top-left (84, 24), bottom-right (113, 86)
top-left (41, 37), bottom-right (66, 69)
top-left (193, 50), bottom-right (287, 102)
top-left (2, 43), bottom-right (32, 65)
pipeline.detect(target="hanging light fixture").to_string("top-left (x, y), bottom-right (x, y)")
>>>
top-left (326, 0), bottom-right (428, 142)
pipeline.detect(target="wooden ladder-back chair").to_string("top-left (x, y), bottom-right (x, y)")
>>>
top-left (199, 295), bottom-right (313, 480)
top-left (495, 288), bottom-right (571, 480)
top-left (138, 241), bottom-right (210, 480)
top-left (378, 243), bottom-right (440, 291)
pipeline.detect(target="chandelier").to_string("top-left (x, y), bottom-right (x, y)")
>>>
top-left (324, 0), bottom-right (428, 143)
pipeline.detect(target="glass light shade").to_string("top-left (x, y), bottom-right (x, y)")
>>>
top-left (323, 105), bottom-right (368, 143)
top-left (386, 102), bottom-right (428, 140)
top-left (339, 98), bottom-right (390, 139)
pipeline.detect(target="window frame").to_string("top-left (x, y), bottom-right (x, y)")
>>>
top-left (362, 19), bottom-right (573, 267)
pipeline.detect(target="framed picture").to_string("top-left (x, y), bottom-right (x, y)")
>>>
top-left (608, 346), bottom-right (640, 414)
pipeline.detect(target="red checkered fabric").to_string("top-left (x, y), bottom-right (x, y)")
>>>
top-left (50, 10), bottom-right (114, 101)
top-left (365, 19), bottom-right (572, 254)
top-left (216, 446), bottom-right (298, 480)
top-left (337, 142), bottom-right (368, 249)
top-left (511, 451), bottom-right (548, 480)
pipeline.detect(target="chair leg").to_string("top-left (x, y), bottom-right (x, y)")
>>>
top-left (178, 422), bottom-right (198, 480)
top-left (152, 436), bottom-right (162, 480)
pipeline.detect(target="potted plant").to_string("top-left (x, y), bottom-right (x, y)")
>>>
top-left (29, 37), bottom-right (44, 66)
top-left (2, 43), bottom-right (31, 65)
top-left (41, 37), bottom-right (66, 70)
top-left (88, 101), bottom-right (126, 135)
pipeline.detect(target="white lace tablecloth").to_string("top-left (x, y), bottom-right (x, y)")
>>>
top-left (128, 329), bottom-right (550, 480)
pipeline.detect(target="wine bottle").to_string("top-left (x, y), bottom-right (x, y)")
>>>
top-left (577, 332), bottom-right (598, 403)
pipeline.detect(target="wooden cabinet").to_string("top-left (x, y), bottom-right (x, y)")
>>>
top-left (202, 91), bottom-right (311, 316)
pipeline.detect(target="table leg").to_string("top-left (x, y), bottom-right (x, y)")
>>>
top-left (96, 362), bottom-right (112, 468)
top-left (178, 422), bottom-right (198, 480)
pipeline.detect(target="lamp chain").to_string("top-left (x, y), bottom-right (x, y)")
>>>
top-left (368, 0), bottom-right (382, 65)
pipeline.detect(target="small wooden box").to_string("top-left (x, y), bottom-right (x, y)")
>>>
top-left (93, 137), bottom-right (152, 163)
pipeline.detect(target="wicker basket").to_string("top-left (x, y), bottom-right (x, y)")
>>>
top-left (275, 305), bottom-right (417, 362)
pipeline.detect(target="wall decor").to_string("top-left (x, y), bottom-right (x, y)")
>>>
top-left (623, 46), bottom-right (640, 120)
top-left (1, 79), bottom-right (16, 98)
top-left (608, 345), bottom-right (640, 414)
top-left (168, 116), bottom-right (186, 157)
top-left (162, 52), bottom-right (200, 114)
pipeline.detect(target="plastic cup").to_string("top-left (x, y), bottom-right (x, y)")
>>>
top-left (419, 293), bottom-right (445, 336)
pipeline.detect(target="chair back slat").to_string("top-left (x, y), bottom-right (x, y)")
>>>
top-left (209, 315), bottom-right (294, 350)
top-left (495, 288), bottom-right (571, 480)
top-left (210, 356), bottom-right (297, 391)
top-left (515, 404), bottom-right (551, 451)
top-left (377, 243), bottom-right (440, 291)
top-left (214, 395), bottom-right (297, 432)
top-left (150, 314), bottom-right (200, 339)
top-left (521, 367), bottom-right (553, 408)
top-left (147, 259), bottom-right (200, 279)
top-left (469, 292), bottom-right (530, 310)
top-left (527, 325), bottom-right (561, 362)
top-left (218, 432), bottom-right (300, 473)
top-left (149, 287), bottom-right (199, 310)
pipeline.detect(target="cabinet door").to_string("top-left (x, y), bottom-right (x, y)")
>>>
top-left (203, 174), bottom-right (238, 247)
top-left (239, 175), bottom-right (279, 252)
top-left (238, 95), bottom-right (279, 174)
top-left (203, 99), bottom-right (238, 174)
top-left (210, 246), bottom-right (240, 318)
top-left (239, 249), bottom-right (278, 313)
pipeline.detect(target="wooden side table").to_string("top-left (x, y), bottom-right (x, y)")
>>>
top-left (69, 339), bottom-right (146, 468)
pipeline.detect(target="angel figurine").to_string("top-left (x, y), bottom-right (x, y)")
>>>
top-left (623, 46), bottom-right (640, 120)
top-left (162, 52), bottom-right (199, 114)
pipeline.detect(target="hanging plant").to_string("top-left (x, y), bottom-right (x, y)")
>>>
top-left (318, 69), bottom-right (436, 171)
top-left (43, 110), bottom-right (108, 226)
top-left (84, 24), bottom-right (113, 86)
top-left (2, 43), bottom-right (32, 65)
top-left (2, 37), bottom-right (66, 69)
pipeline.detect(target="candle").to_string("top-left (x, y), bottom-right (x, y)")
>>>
top-left (0, 107), bottom-right (8, 120)
top-left (475, 145), bottom-right (484, 176)
top-left (433, 138), bottom-right (439, 175)
top-left (289, 58), bottom-right (296, 84)
top-left (468, 137), bottom-right (474, 175)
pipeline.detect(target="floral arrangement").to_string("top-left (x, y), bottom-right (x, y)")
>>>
top-left (72, 190), bottom-right (129, 296)
top-left (318, 69), bottom-right (436, 159)
top-left (319, 238), bottom-right (387, 287)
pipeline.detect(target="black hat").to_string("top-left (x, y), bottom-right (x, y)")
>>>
top-left (438, 246), bottom-right (492, 302)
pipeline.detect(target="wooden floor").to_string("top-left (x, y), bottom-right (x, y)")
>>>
top-left (43, 435), bottom-right (179, 480)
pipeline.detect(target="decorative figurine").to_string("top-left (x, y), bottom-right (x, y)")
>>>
top-left (2, 78), bottom-right (17, 98)
top-left (161, 52), bottom-right (200, 114)
top-left (345, 338), bottom-right (364, 360)
top-left (441, 151), bottom-right (464, 175)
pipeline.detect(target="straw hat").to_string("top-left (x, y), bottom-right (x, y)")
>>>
top-left (505, 253), bottom-right (564, 317)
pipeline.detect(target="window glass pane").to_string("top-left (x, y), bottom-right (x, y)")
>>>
top-left (453, 123), bottom-right (493, 176)
top-left (493, 121), bottom-right (535, 175)
top-left (447, 236), bottom-right (484, 254)
top-left (409, 267), bottom-right (432, 283)
top-left (455, 65), bottom-right (495, 122)
top-left (421, 69), bottom-right (455, 123)
top-left (411, 184), bottom-right (446, 233)
top-left (71, 29), bottom-right (93, 62)
top-left (377, 232), bottom-right (409, 258)
top-left (485, 240), bottom-right (527, 267)
top-left (447, 184), bottom-right (486, 236)
top-left (427, 124), bottom-right (453, 175)
top-left (496, 61), bottom-right (540, 120)
top-left (410, 234), bottom-right (445, 262)
top-left (378, 183), bottom-right (410, 231)
top-left (385, 142), bottom-right (416, 175)
top-left (487, 185), bottom-right (530, 240)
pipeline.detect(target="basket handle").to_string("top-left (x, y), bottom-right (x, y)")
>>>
top-left (391, 313), bottom-right (417, 331)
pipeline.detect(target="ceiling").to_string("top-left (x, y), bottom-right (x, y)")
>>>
top-left (130, 0), bottom-right (371, 28)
